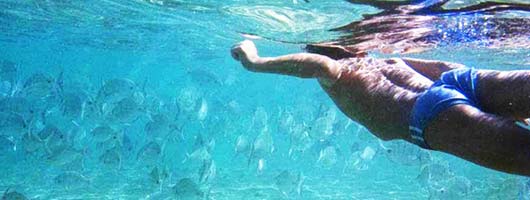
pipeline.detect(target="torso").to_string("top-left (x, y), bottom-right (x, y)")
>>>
top-left (319, 57), bottom-right (433, 140)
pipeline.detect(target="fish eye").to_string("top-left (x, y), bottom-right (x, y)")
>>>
top-left (386, 149), bottom-right (392, 153)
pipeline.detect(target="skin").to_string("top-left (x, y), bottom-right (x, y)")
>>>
top-left (231, 40), bottom-right (530, 176)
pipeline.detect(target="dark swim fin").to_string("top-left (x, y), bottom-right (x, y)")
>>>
top-left (345, 0), bottom-right (530, 15)
top-left (415, 1), bottom-right (530, 15)
top-left (345, 0), bottom-right (414, 10)
top-left (345, 0), bottom-right (448, 10)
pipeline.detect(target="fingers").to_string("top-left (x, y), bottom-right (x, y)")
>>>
top-left (240, 40), bottom-right (253, 46)
top-left (231, 51), bottom-right (240, 61)
top-left (230, 40), bottom-right (255, 61)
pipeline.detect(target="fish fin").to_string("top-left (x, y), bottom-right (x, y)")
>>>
top-left (9, 79), bottom-right (21, 97)
top-left (256, 158), bottom-right (265, 175)
top-left (296, 172), bottom-right (305, 196)
top-left (55, 71), bottom-right (65, 98)
top-left (6, 136), bottom-right (16, 152)
top-left (3, 187), bottom-right (11, 196)
top-left (231, 152), bottom-right (239, 161)
top-left (141, 77), bottom-right (148, 96)
top-left (247, 144), bottom-right (254, 167)
top-left (182, 151), bottom-right (190, 163)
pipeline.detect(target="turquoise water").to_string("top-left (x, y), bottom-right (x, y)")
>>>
top-left (0, 0), bottom-right (529, 199)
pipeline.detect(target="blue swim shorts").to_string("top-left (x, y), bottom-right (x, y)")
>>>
top-left (409, 68), bottom-right (480, 149)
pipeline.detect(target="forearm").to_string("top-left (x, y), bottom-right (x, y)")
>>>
top-left (243, 53), bottom-right (339, 79)
top-left (232, 40), bottom-right (341, 83)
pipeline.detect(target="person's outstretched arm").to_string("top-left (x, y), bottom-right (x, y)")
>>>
top-left (401, 57), bottom-right (465, 80)
top-left (231, 40), bottom-right (342, 84)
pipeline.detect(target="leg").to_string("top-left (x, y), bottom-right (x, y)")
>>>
top-left (424, 105), bottom-right (530, 176)
top-left (476, 70), bottom-right (530, 119)
top-left (231, 40), bottom-right (342, 84)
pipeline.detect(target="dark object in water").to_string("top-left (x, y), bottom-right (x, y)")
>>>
top-left (346, 0), bottom-right (530, 15)
top-left (307, 0), bottom-right (530, 59)
top-left (1, 188), bottom-right (28, 200)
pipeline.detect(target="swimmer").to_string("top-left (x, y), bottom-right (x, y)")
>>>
top-left (231, 40), bottom-right (530, 176)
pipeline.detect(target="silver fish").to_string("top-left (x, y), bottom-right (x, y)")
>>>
top-left (176, 86), bottom-right (201, 113)
top-left (20, 72), bottom-right (60, 100)
top-left (105, 95), bottom-right (143, 124)
top-left (0, 97), bottom-right (36, 122)
top-left (198, 159), bottom-right (216, 184)
top-left (277, 109), bottom-right (295, 135)
top-left (90, 125), bottom-right (119, 143)
top-left (248, 127), bottom-right (274, 173)
top-left (0, 81), bottom-right (12, 97)
top-left (40, 125), bottom-right (68, 156)
top-left (288, 122), bottom-right (312, 159)
top-left (184, 146), bottom-right (211, 164)
top-left (381, 140), bottom-right (432, 166)
top-left (96, 78), bottom-right (137, 105)
top-left (197, 98), bottom-right (208, 121)
top-left (251, 106), bottom-right (268, 130)
top-left (144, 113), bottom-right (178, 142)
top-left (275, 170), bottom-right (304, 198)
top-left (96, 133), bottom-right (123, 153)
top-left (59, 91), bottom-right (93, 120)
top-left (137, 141), bottom-right (162, 165)
top-left (47, 147), bottom-right (84, 168)
top-left (233, 134), bottom-right (250, 158)
top-left (417, 163), bottom-right (454, 188)
top-left (257, 158), bottom-right (266, 174)
top-left (193, 133), bottom-right (215, 153)
top-left (248, 126), bottom-right (274, 164)
top-left (36, 123), bottom-right (58, 139)
top-left (0, 135), bottom-right (15, 153)
top-left (186, 67), bottom-right (222, 86)
top-left (149, 166), bottom-right (169, 185)
top-left (310, 114), bottom-right (335, 141)
top-left (173, 178), bottom-right (204, 199)
top-left (21, 132), bottom-right (41, 153)
top-left (120, 134), bottom-right (134, 155)
top-left (0, 60), bottom-right (18, 84)
top-left (344, 145), bottom-right (377, 172)
top-left (428, 176), bottom-right (472, 200)
top-left (53, 171), bottom-right (90, 189)
top-left (99, 147), bottom-right (122, 169)
top-left (317, 146), bottom-right (338, 168)
top-left (360, 146), bottom-right (376, 161)
top-left (1, 188), bottom-right (28, 200)
top-left (0, 112), bottom-right (27, 138)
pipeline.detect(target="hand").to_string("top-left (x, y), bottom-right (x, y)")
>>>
top-left (230, 40), bottom-right (258, 63)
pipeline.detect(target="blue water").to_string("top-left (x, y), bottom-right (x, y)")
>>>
top-left (0, 0), bottom-right (529, 199)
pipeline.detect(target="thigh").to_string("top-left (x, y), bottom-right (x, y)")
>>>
top-left (423, 104), bottom-right (530, 176)
top-left (476, 70), bottom-right (530, 119)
